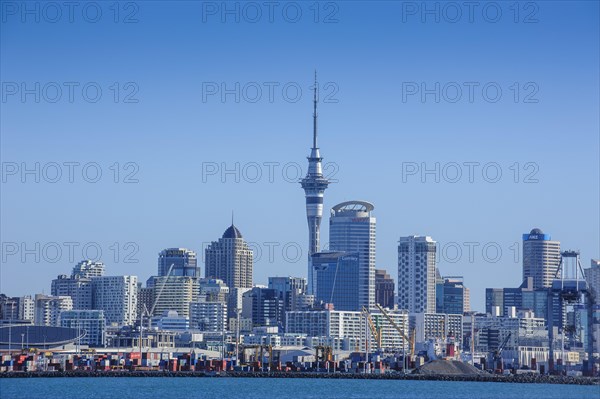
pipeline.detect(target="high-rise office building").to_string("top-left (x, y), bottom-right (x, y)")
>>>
top-left (398, 235), bottom-right (437, 313)
top-left (329, 201), bottom-right (376, 310)
top-left (150, 276), bottom-right (199, 318)
top-left (585, 259), bottom-right (600, 300)
top-left (522, 228), bottom-right (561, 289)
top-left (199, 278), bottom-right (229, 303)
top-left (312, 252), bottom-right (360, 311)
top-left (158, 248), bottom-right (199, 277)
top-left (228, 287), bottom-right (252, 321)
top-left (375, 269), bottom-right (395, 309)
top-left (268, 276), bottom-right (307, 312)
top-left (91, 276), bottom-right (138, 326)
top-left (205, 224), bottom-right (253, 289)
top-left (436, 276), bottom-right (470, 315)
top-left (485, 277), bottom-right (562, 322)
top-left (242, 287), bottom-right (284, 327)
top-left (300, 74), bottom-right (330, 293)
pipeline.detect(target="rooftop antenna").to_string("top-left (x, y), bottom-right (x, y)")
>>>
top-left (312, 70), bottom-right (318, 149)
top-left (231, 210), bottom-right (234, 226)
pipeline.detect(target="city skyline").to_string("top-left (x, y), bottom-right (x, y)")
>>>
top-left (2, 2), bottom-right (599, 313)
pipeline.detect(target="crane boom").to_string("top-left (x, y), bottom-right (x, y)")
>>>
top-left (150, 263), bottom-right (175, 316)
top-left (362, 307), bottom-right (382, 350)
top-left (497, 332), bottom-right (511, 356)
top-left (375, 304), bottom-right (411, 353)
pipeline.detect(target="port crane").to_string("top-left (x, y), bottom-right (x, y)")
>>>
top-left (374, 304), bottom-right (414, 372)
top-left (362, 307), bottom-right (382, 352)
top-left (489, 331), bottom-right (511, 373)
top-left (375, 304), bottom-right (413, 354)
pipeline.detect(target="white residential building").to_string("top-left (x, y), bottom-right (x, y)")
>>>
top-left (34, 294), bottom-right (73, 326)
top-left (410, 312), bottom-right (463, 343)
top-left (189, 300), bottom-right (227, 332)
top-left (286, 309), bottom-right (409, 351)
top-left (398, 236), bottom-right (437, 313)
top-left (91, 276), bottom-right (138, 326)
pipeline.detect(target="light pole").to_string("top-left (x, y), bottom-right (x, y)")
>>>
top-left (21, 334), bottom-right (24, 351)
top-left (236, 307), bottom-right (241, 366)
top-left (8, 320), bottom-right (11, 354)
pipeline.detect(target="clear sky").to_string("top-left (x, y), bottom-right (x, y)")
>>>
top-left (1, 1), bottom-right (599, 310)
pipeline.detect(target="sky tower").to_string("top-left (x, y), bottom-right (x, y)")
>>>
top-left (301, 72), bottom-right (330, 294)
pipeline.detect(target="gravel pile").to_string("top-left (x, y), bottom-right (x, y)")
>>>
top-left (413, 360), bottom-right (484, 376)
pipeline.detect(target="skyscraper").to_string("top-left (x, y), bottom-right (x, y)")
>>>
top-left (375, 269), bottom-right (395, 309)
top-left (150, 275), bottom-right (199, 318)
top-left (397, 235), bottom-right (437, 313)
top-left (158, 248), bottom-right (199, 277)
top-left (329, 201), bottom-right (376, 309)
top-left (436, 276), bottom-right (470, 315)
top-left (205, 224), bottom-right (253, 289)
top-left (300, 73), bottom-right (330, 293)
top-left (522, 228), bottom-right (561, 289)
top-left (242, 287), bottom-right (284, 327)
top-left (268, 276), bottom-right (307, 312)
top-left (312, 251), bottom-right (360, 311)
top-left (91, 276), bottom-right (138, 326)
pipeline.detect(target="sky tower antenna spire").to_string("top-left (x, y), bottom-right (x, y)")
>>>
top-left (313, 70), bottom-right (318, 149)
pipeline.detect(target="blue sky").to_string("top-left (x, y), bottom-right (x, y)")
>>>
top-left (1, 1), bottom-right (599, 310)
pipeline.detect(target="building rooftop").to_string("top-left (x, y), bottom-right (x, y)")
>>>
top-left (223, 224), bottom-right (243, 239)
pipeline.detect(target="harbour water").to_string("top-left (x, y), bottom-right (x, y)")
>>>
top-left (1, 378), bottom-right (598, 399)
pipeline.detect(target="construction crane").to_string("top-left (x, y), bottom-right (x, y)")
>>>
top-left (489, 331), bottom-right (511, 373)
top-left (362, 307), bottom-right (382, 352)
top-left (375, 304), bottom-right (412, 354)
top-left (375, 304), bottom-right (413, 373)
top-left (138, 263), bottom-right (175, 361)
top-left (150, 263), bottom-right (176, 316)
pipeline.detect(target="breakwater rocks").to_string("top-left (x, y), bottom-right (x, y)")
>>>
top-left (0, 371), bottom-right (598, 385)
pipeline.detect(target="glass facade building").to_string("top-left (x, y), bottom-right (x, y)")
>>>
top-left (436, 276), bottom-right (469, 315)
top-left (329, 201), bottom-right (376, 310)
top-left (312, 251), bottom-right (360, 311)
top-left (522, 228), bottom-right (561, 290)
top-left (158, 248), bottom-right (199, 277)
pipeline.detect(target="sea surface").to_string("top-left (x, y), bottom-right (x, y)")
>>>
top-left (0, 377), bottom-right (598, 399)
